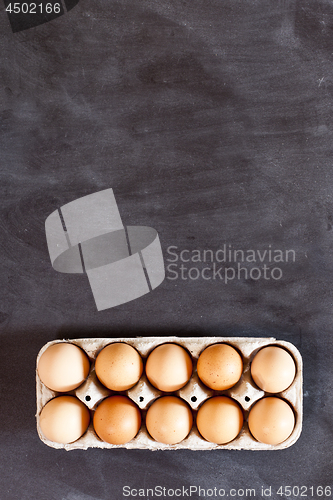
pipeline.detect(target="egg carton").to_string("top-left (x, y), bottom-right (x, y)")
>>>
top-left (36, 337), bottom-right (303, 451)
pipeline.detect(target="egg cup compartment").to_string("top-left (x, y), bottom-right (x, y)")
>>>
top-left (36, 336), bottom-right (302, 451)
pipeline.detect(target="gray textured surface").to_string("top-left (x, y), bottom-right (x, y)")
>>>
top-left (0, 0), bottom-right (333, 498)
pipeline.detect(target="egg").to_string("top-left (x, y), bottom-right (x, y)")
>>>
top-left (145, 343), bottom-right (192, 392)
top-left (95, 343), bottom-right (143, 391)
top-left (251, 346), bottom-right (296, 393)
top-left (146, 396), bottom-right (193, 444)
top-left (39, 396), bottom-right (90, 444)
top-left (93, 395), bottom-right (141, 445)
top-left (196, 396), bottom-right (243, 444)
top-left (37, 343), bottom-right (90, 392)
top-left (197, 343), bottom-right (243, 390)
top-left (248, 397), bottom-right (295, 445)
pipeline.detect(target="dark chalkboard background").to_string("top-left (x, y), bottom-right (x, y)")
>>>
top-left (0, 0), bottom-right (332, 498)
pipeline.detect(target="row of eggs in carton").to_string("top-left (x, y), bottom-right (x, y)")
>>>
top-left (36, 337), bottom-right (303, 450)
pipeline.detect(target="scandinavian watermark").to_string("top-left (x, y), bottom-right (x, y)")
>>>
top-left (166, 244), bottom-right (296, 284)
top-left (123, 485), bottom-right (256, 498)
top-left (122, 484), bottom-right (332, 498)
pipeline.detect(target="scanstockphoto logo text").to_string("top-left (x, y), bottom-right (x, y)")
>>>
top-left (166, 245), bottom-right (296, 284)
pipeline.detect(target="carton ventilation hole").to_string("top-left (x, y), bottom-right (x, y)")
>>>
top-left (191, 396), bottom-right (197, 402)
top-left (85, 395), bottom-right (91, 402)
top-left (245, 396), bottom-right (250, 402)
top-left (139, 396), bottom-right (144, 402)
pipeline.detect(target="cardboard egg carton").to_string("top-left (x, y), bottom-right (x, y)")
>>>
top-left (36, 337), bottom-right (302, 451)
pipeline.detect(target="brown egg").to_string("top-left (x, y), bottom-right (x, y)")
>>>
top-left (146, 396), bottom-right (193, 444)
top-left (196, 396), bottom-right (243, 444)
top-left (37, 343), bottom-right (90, 392)
top-left (145, 343), bottom-right (193, 392)
top-left (39, 396), bottom-right (90, 444)
top-left (93, 395), bottom-right (141, 445)
top-left (248, 397), bottom-right (295, 445)
top-left (95, 343), bottom-right (143, 391)
top-left (197, 343), bottom-right (243, 390)
top-left (251, 346), bottom-right (296, 393)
